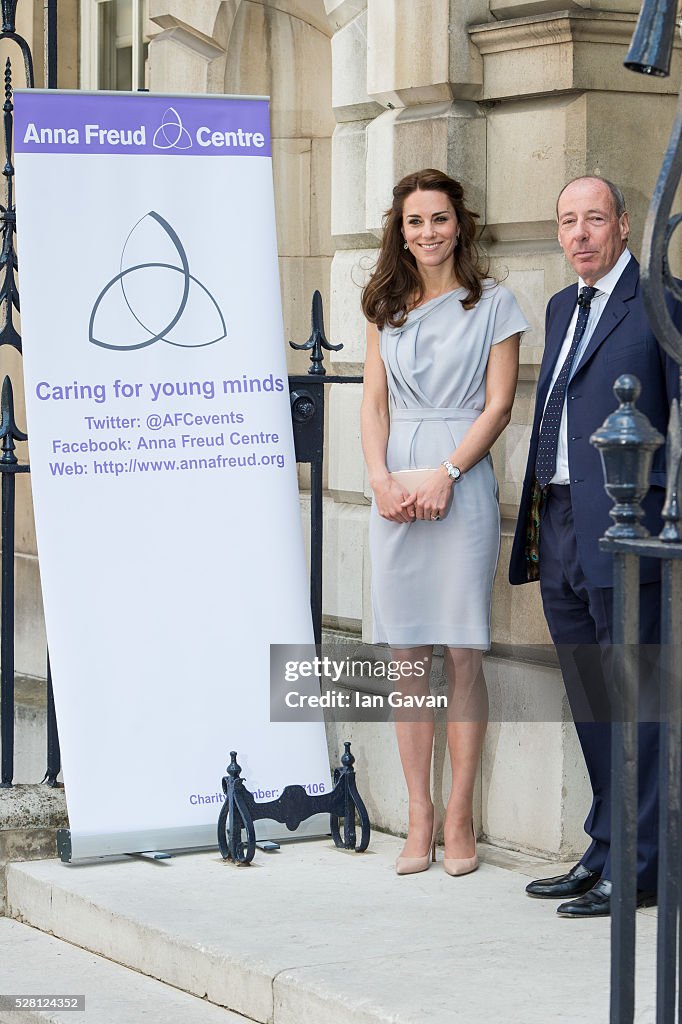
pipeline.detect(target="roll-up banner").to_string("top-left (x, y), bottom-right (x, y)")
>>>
top-left (13, 91), bottom-right (331, 860)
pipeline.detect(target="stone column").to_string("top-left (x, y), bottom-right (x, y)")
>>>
top-left (148, 0), bottom-right (335, 362)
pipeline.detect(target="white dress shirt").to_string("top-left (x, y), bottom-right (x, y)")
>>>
top-left (543, 248), bottom-right (632, 485)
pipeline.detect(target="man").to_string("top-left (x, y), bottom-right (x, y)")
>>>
top-left (509, 175), bottom-right (682, 918)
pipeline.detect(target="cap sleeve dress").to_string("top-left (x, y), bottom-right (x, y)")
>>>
top-left (369, 282), bottom-right (529, 649)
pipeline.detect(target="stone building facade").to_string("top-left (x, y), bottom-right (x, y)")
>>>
top-left (7, 0), bottom-right (681, 858)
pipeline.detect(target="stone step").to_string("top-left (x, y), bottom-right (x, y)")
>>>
top-left (6, 834), bottom-right (660, 1024)
top-left (0, 918), bottom-right (253, 1023)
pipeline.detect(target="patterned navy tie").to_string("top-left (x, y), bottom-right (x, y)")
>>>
top-left (535, 285), bottom-right (597, 488)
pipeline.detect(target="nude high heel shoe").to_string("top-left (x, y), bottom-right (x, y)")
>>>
top-left (395, 813), bottom-right (440, 876)
top-left (443, 820), bottom-right (478, 877)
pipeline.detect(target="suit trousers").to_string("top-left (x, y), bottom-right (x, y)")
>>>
top-left (539, 484), bottom-right (659, 890)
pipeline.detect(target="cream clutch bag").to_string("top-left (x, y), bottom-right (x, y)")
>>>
top-left (390, 468), bottom-right (438, 490)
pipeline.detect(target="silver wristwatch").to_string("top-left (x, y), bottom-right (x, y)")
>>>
top-left (441, 459), bottom-right (462, 482)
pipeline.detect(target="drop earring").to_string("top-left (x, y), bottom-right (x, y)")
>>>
top-left (403, 241), bottom-right (409, 250)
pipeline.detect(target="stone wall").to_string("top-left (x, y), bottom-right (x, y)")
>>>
top-left (6, 0), bottom-right (682, 857)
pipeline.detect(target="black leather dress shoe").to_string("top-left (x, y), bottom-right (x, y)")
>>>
top-left (557, 880), bottom-right (657, 918)
top-left (525, 862), bottom-right (601, 899)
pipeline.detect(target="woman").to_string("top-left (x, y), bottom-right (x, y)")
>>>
top-left (361, 169), bottom-right (528, 876)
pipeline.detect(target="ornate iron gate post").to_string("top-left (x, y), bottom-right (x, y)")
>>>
top-left (589, 4), bottom-right (682, 1020)
top-left (0, 2), bottom-right (34, 787)
top-left (0, 0), bottom-right (60, 787)
top-left (289, 290), bottom-right (361, 645)
top-left (592, 376), bottom-right (665, 1022)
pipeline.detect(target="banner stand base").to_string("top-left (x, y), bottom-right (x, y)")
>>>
top-left (217, 741), bottom-right (371, 864)
top-left (57, 829), bottom-right (72, 863)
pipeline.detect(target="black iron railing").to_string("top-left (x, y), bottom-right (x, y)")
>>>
top-left (0, 0), bottom-right (60, 788)
top-left (591, 4), bottom-right (682, 1022)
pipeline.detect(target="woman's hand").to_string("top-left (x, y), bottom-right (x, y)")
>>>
top-left (373, 475), bottom-right (416, 523)
top-left (408, 466), bottom-right (453, 521)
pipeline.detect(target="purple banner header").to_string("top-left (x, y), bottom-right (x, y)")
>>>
top-left (14, 91), bottom-right (271, 158)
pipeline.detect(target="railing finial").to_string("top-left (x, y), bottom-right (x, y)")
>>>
top-left (0, 374), bottom-right (26, 465)
top-left (289, 290), bottom-right (343, 376)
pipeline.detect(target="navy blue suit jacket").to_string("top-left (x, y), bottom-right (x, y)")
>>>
top-left (509, 256), bottom-right (681, 589)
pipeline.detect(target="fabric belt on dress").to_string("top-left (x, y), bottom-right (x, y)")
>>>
top-left (391, 407), bottom-right (481, 423)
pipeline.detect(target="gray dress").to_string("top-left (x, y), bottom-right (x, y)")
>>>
top-left (369, 282), bottom-right (529, 649)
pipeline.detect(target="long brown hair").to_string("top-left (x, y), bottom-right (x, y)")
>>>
top-left (361, 169), bottom-right (488, 330)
